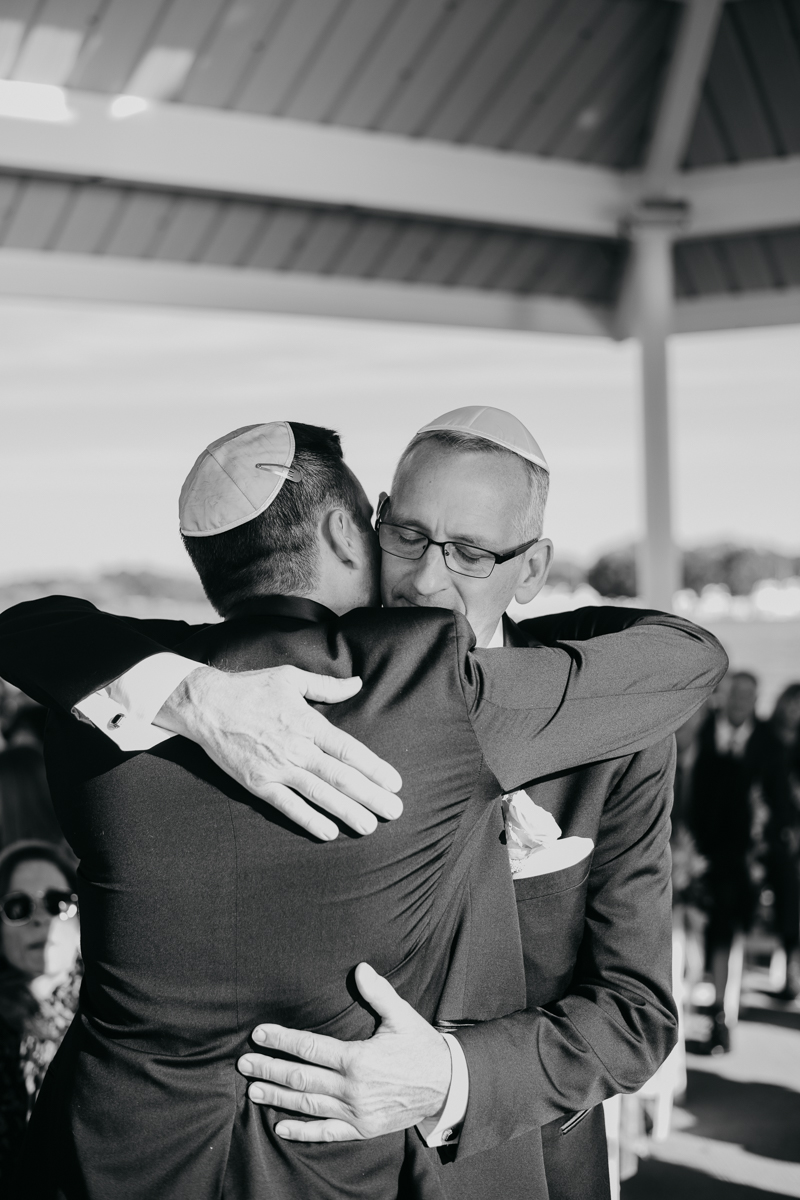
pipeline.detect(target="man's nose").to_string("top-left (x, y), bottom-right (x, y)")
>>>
top-left (409, 543), bottom-right (451, 596)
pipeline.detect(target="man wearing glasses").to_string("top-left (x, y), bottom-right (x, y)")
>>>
top-left (0, 409), bottom-right (719, 1199)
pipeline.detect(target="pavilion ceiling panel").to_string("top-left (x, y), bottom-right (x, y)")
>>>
top-left (0, 175), bottom-right (23, 235)
top-left (371, 223), bottom-right (440, 284)
top-left (151, 196), bottom-right (223, 264)
top-left (67, 0), bottom-right (168, 93)
top-left (247, 207), bottom-right (310, 271)
top-left (232, 1), bottom-right (348, 116)
top-left (326, 216), bottom-right (402, 279)
top-left (509, 0), bottom-right (663, 158)
top-left (293, 0), bottom-right (445, 131)
top-left (54, 184), bottom-right (125, 255)
top-left (421, 1), bottom-right (560, 145)
top-left (178, 1), bottom-right (286, 109)
top-left (684, 0), bottom-right (800, 166)
top-left (200, 202), bottom-right (268, 268)
top-left (489, 238), bottom-right (552, 293)
top-left (0, 1), bottom-right (41, 79)
top-left (287, 210), bottom-right (358, 274)
top-left (1, 178), bottom-right (73, 249)
top-left (674, 226), bottom-right (800, 298)
top-left (9, 0), bottom-right (106, 85)
top-left (450, 232), bottom-right (514, 290)
top-left (461, 0), bottom-right (611, 152)
top-left (100, 191), bottom-right (173, 259)
top-left (771, 229), bottom-right (800, 286)
top-left (368, 0), bottom-right (512, 139)
top-left (720, 234), bottom-right (777, 293)
top-left (277, 0), bottom-right (402, 124)
top-left (122, 0), bottom-right (228, 101)
top-left (412, 228), bottom-right (479, 288)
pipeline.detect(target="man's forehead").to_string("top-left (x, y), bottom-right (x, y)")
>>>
top-left (394, 444), bottom-right (527, 503)
top-left (391, 446), bottom-right (526, 539)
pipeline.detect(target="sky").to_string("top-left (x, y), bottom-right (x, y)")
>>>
top-left (1, 296), bottom-right (798, 582)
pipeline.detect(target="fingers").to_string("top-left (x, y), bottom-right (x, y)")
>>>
top-left (246, 1082), bottom-right (344, 1119)
top-left (275, 1120), bottom-right (363, 1143)
top-left (299, 747), bottom-right (402, 821)
top-left (309, 715), bottom-right (403, 796)
top-left (281, 769), bottom-right (379, 836)
top-left (353, 962), bottom-right (411, 1025)
top-left (250, 1025), bottom-right (347, 1070)
top-left (256, 784), bottom-right (339, 842)
top-left (238, 1054), bottom-right (345, 1099)
top-left (296, 672), bottom-right (363, 705)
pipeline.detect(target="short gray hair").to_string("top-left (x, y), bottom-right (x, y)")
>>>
top-left (392, 429), bottom-right (549, 540)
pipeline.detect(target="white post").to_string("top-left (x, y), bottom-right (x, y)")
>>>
top-left (632, 225), bottom-right (679, 611)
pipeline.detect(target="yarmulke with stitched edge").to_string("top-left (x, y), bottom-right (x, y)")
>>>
top-left (415, 405), bottom-right (548, 472)
top-left (179, 422), bottom-right (300, 537)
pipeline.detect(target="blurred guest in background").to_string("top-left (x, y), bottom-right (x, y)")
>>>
top-left (755, 683), bottom-right (800, 1000)
top-left (0, 704), bottom-right (64, 850)
top-left (0, 841), bottom-right (80, 1185)
top-left (690, 671), bottom-right (763, 1052)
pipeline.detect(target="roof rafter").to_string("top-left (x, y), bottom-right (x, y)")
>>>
top-left (0, 247), bottom-right (614, 337)
top-left (0, 86), bottom-right (624, 239)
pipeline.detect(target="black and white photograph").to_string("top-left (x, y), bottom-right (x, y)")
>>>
top-left (1, 2), bottom-right (799, 1198)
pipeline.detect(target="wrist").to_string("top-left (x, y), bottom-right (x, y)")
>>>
top-left (155, 664), bottom-right (217, 738)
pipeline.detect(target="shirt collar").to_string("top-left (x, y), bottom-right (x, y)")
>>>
top-left (225, 595), bottom-right (336, 624)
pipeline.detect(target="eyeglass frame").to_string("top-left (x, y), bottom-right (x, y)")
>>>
top-left (0, 888), bottom-right (79, 926)
top-left (375, 497), bottom-right (539, 579)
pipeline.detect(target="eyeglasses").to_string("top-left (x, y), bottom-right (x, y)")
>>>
top-left (376, 499), bottom-right (538, 580)
top-left (0, 889), bottom-right (78, 926)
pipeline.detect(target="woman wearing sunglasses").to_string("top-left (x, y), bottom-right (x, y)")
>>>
top-left (0, 841), bottom-right (80, 1185)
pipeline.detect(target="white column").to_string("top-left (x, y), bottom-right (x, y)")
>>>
top-left (632, 225), bottom-right (679, 611)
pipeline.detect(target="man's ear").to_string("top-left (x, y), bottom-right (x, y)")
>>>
top-left (514, 539), bottom-right (553, 605)
top-left (324, 508), bottom-right (363, 568)
top-left (377, 492), bottom-right (389, 522)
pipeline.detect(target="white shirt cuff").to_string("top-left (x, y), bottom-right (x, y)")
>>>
top-left (71, 653), bottom-right (201, 751)
top-left (416, 1032), bottom-right (469, 1148)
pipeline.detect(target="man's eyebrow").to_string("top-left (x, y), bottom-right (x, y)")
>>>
top-left (389, 512), bottom-right (494, 547)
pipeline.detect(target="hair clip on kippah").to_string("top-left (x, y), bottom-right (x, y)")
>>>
top-left (255, 463), bottom-right (303, 482)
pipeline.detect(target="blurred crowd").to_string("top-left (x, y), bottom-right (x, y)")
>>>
top-left (0, 681), bottom-right (81, 1182)
top-left (672, 673), bottom-right (800, 1052)
top-left (0, 666), bottom-right (798, 1183)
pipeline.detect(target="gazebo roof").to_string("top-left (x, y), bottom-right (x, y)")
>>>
top-left (1, 0), bottom-right (799, 336)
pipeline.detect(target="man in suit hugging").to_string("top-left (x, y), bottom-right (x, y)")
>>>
top-left (0, 410), bottom-right (725, 1198)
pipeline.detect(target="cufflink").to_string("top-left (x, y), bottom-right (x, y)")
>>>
top-left (440, 1128), bottom-right (455, 1143)
top-left (108, 713), bottom-right (125, 729)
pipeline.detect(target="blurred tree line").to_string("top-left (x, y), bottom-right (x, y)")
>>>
top-left (583, 544), bottom-right (800, 599)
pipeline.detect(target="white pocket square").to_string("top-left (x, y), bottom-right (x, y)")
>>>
top-left (510, 836), bottom-right (594, 880)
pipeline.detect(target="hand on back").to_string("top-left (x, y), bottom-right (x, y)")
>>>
top-left (158, 665), bottom-right (403, 840)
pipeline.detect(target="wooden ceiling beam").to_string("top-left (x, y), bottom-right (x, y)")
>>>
top-left (0, 84), bottom-right (623, 239)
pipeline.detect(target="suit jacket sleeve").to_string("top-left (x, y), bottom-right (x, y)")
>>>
top-left (0, 596), bottom-right (205, 713)
top-left (460, 610), bottom-right (727, 788)
top-left (452, 738), bottom-right (678, 1159)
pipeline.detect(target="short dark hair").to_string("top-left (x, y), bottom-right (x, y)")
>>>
top-left (182, 422), bottom-right (370, 616)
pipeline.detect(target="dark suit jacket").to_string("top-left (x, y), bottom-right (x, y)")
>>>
top-left (0, 597), bottom-right (726, 1200)
top-left (400, 612), bottom-right (683, 1200)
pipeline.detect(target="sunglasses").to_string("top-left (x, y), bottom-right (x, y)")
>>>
top-left (0, 889), bottom-right (78, 926)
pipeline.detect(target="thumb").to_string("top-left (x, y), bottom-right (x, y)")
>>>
top-left (354, 963), bottom-right (414, 1029)
top-left (298, 673), bottom-right (363, 704)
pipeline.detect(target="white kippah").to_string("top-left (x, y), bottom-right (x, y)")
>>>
top-left (179, 422), bottom-right (299, 537)
top-left (415, 405), bottom-right (548, 472)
